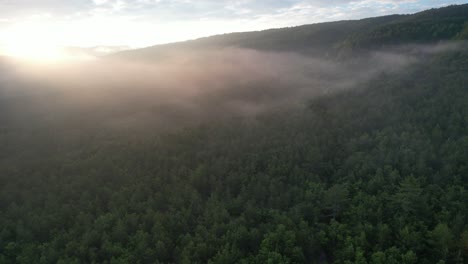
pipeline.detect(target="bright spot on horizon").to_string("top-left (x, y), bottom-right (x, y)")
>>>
top-left (0, 21), bottom-right (94, 63)
top-left (1, 42), bottom-right (68, 62)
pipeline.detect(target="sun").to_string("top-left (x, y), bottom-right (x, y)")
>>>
top-left (2, 42), bottom-right (66, 62)
top-left (0, 22), bottom-right (69, 63)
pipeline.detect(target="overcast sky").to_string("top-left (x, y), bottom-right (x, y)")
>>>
top-left (0, 0), bottom-right (466, 49)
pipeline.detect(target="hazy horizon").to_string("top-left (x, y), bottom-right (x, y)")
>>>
top-left (0, 0), bottom-right (466, 61)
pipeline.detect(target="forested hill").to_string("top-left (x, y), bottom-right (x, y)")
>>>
top-left (1, 4), bottom-right (468, 264)
top-left (115, 4), bottom-right (468, 60)
top-left (2, 43), bottom-right (467, 264)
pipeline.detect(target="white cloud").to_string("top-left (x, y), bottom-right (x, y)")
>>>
top-left (93, 0), bottom-right (109, 5)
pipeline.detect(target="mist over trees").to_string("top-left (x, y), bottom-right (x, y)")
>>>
top-left (0, 4), bottom-right (467, 264)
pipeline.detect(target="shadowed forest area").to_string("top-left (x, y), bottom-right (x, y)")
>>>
top-left (0, 4), bottom-right (467, 264)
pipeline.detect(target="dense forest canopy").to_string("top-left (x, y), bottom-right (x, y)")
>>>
top-left (1, 4), bottom-right (467, 264)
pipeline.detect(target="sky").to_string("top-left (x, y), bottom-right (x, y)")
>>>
top-left (0, 0), bottom-right (466, 51)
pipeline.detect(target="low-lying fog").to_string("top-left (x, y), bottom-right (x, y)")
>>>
top-left (0, 42), bottom-right (462, 134)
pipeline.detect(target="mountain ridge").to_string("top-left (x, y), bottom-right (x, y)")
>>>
top-left (114, 4), bottom-right (468, 60)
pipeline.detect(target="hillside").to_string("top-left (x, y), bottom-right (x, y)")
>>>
top-left (0, 4), bottom-right (467, 264)
top-left (115, 4), bottom-right (468, 60)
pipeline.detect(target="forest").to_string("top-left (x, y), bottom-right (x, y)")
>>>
top-left (0, 4), bottom-right (467, 264)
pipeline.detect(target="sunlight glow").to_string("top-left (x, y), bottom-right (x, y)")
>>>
top-left (2, 42), bottom-right (67, 62)
top-left (0, 15), bottom-right (269, 61)
top-left (0, 22), bottom-right (86, 63)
